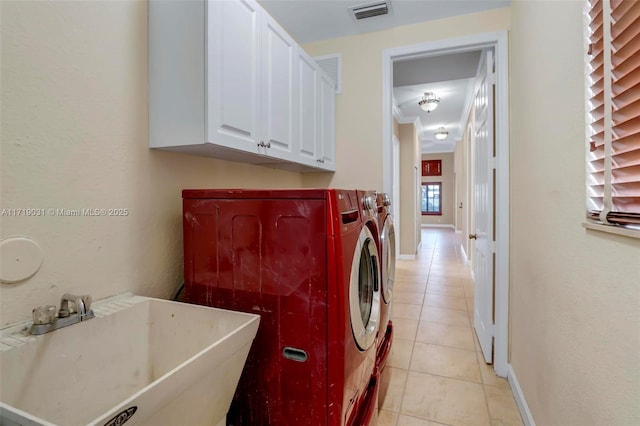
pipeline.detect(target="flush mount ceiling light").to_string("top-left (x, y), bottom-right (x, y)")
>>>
top-left (435, 127), bottom-right (448, 140)
top-left (418, 92), bottom-right (439, 113)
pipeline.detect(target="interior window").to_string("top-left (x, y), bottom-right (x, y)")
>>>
top-left (421, 182), bottom-right (442, 215)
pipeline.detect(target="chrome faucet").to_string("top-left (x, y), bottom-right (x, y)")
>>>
top-left (30, 294), bottom-right (95, 335)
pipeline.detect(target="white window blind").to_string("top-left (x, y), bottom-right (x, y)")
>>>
top-left (587, 0), bottom-right (640, 228)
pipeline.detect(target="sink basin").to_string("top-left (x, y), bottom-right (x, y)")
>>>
top-left (0, 295), bottom-right (259, 426)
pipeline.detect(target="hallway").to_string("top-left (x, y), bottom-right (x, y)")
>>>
top-left (378, 227), bottom-right (523, 426)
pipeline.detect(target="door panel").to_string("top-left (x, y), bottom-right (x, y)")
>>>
top-left (261, 14), bottom-right (297, 160)
top-left (318, 71), bottom-right (336, 168)
top-left (473, 49), bottom-right (495, 364)
top-left (207, 0), bottom-right (261, 150)
top-left (296, 49), bottom-right (318, 163)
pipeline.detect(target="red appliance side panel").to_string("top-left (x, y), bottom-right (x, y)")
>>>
top-left (348, 369), bottom-right (380, 426)
top-left (183, 198), bottom-right (328, 425)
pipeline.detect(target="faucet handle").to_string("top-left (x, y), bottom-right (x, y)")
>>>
top-left (81, 295), bottom-right (92, 311)
top-left (80, 295), bottom-right (95, 321)
top-left (59, 293), bottom-right (92, 316)
top-left (33, 305), bottom-right (57, 325)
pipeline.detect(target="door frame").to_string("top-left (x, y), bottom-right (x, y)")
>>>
top-left (392, 133), bottom-right (401, 260)
top-left (381, 31), bottom-right (510, 377)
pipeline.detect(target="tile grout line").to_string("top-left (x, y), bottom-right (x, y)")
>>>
top-left (393, 233), bottom-right (436, 426)
top-left (431, 230), bottom-right (493, 425)
top-left (413, 340), bottom-right (479, 354)
top-left (454, 231), bottom-right (496, 426)
top-left (389, 229), bottom-right (513, 426)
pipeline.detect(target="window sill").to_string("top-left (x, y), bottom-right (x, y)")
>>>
top-left (582, 222), bottom-right (640, 240)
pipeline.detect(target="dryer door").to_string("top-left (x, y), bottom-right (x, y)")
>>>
top-left (380, 216), bottom-right (396, 304)
top-left (349, 225), bottom-right (381, 351)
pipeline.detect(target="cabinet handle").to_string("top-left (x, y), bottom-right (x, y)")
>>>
top-left (257, 141), bottom-right (271, 149)
top-left (317, 158), bottom-right (325, 163)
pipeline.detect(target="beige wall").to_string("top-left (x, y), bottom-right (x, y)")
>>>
top-left (0, 1), bottom-right (303, 326)
top-left (421, 153), bottom-right (454, 226)
top-left (301, 7), bottom-right (511, 191)
top-left (510, 1), bottom-right (640, 425)
top-left (398, 124), bottom-right (419, 256)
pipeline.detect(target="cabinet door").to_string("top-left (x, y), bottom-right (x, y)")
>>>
top-left (296, 48), bottom-right (319, 165)
top-left (317, 71), bottom-right (336, 171)
top-left (261, 14), bottom-right (298, 162)
top-left (207, 0), bottom-right (261, 151)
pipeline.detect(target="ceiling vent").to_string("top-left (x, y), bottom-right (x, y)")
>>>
top-left (349, 1), bottom-right (391, 20)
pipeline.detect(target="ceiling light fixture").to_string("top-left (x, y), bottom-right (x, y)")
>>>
top-left (418, 92), bottom-right (439, 113)
top-left (435, 127), bottom-right (448, 140)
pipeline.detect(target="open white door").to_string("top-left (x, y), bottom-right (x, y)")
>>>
top-left (472, 49), bottom-right (495, 364)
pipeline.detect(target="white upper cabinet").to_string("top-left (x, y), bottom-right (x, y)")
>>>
top-left (207, 0), bottom-right (261, 152)
top-left (296, 48), bottom-right (318, 165)
top-left (260, 13), bottom-right (298, 162)
top-left (149, 0), bottom-right (334, 171)
top-left (295, 48), bottom-right (337, 171)
top-left (318, 71), bottom-right (336, 171)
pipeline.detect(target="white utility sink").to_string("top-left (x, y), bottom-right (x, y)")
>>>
top-left (0, 295), bottom-right (259, 426)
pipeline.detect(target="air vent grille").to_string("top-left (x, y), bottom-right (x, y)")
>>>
top-left (313, 54), bottom-right (342, 94)
top-left (350, 1), bottom-right (390, 20)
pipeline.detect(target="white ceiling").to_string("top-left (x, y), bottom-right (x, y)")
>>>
top-left (259, 0), bottom-right (509, 45)
top-left (394, 51), bottom-right (481, 153)
top-left (260, 0), bottom-right (504, 153)
top-left (394, 77), bottom-right (476, 153)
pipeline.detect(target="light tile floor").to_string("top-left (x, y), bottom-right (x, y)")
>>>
top-left (377, 227), bottom-right (523, 426)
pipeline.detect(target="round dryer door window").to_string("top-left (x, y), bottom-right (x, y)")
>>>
top-left (349, 226), bottom-right (381, 351)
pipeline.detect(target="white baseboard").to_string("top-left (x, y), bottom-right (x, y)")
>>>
top-left (508, 364), bottom-right (536, 426)
top-left (421, 224), bottom-right (455, 228)
top-left (397, 254), bottom-right (416, 260)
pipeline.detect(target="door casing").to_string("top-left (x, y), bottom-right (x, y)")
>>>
top-left (381, 31), bottom-right (510, 377)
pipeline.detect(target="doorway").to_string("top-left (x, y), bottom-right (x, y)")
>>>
top-left (381, 31), bottom-right (510, 377)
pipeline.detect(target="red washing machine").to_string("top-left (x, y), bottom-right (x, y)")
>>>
top-left (182, 189), bottom-right (381, 425)
top-left (374, 192), bottom-right (396, 404)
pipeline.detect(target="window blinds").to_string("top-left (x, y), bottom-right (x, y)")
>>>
top-left (587, 0), bottom-right (640, 227)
